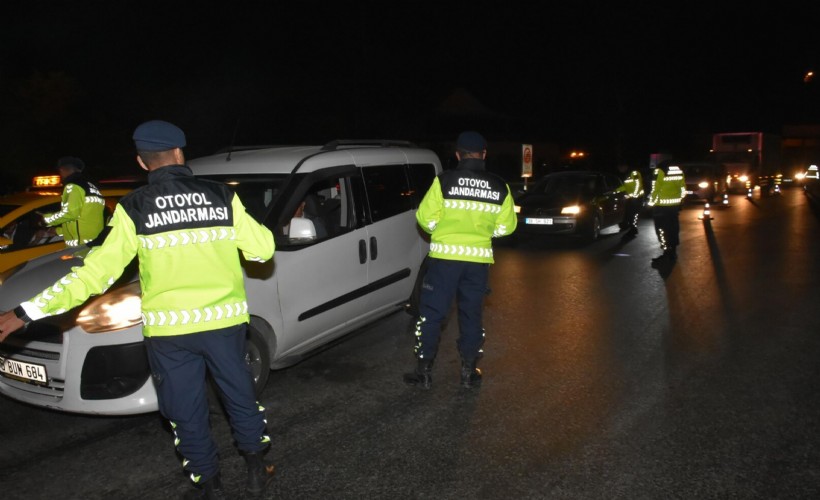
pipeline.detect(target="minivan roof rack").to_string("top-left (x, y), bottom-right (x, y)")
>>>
top-left (320, 140), bottom-right (417, 151)
top-left (214, 145), bottom-right (282, 154)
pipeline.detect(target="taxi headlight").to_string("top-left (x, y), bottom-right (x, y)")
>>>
top-left (76, 281), bottom-right (142, 333)
top-left (561, 205), bottom-right (581, 215)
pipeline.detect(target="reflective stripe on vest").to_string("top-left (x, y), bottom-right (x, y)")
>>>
top-left (141, 301), bottom-right (249, 326)
top-left (493, 224), bottom-right (511, 238)
top-left (443, 199), bottom-right (502, 213)
top-left (429, 242), bottom-right (493, 258)
top-left (655, 198), bottom-right (682, 205)
top-left (138, 228), bottom-right (236, 249)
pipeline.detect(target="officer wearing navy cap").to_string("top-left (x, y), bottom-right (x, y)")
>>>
top-left (404, 130), bottom-right (518, 390)
top-left (132, 119), bottom-right (187, 151)
top-left (0, 120), bottom-right (277, 498)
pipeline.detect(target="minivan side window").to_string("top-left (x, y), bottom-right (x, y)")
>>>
top-left (360, 165), bottom-right (414, 223)
top-left (407, 163), bottom-right (437, 206)
top-left (278, 173), bottom-right (366, 247)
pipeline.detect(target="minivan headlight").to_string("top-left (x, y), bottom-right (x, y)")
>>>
top-left (76, 281), bottom-right (143, 333)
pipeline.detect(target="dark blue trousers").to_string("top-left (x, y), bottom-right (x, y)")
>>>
top-left (144, 324), bottom-right (268, 483)
top-left (415, 258), bottom-right (489, 361)
top-left (653, 205), bottom-right (681, 251)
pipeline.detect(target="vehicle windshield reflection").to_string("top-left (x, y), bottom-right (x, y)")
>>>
top-left (538, 175), bottom-right (595, 197)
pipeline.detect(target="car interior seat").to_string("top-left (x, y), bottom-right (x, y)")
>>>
top-left (302, 193), bottom-right (328, 239)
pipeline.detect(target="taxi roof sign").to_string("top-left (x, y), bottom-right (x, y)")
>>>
top-left (32, 175), bottom-right (62, 188)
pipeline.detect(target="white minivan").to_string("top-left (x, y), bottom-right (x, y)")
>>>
top-left (0, 141), bottom-right (441, 415)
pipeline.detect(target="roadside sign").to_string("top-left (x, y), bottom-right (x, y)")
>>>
top-left (522, 144), bottom-right (533, 178)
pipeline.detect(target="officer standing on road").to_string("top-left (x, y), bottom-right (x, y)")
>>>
top-left (0, 120), bottom-right (276, 499)
top-left (42, 156), bottom-right (106, 247)
top-left (648, 160), bottom-right (686, 266)
top-left (404, 131), bottom-right (517, 390)
top-left (615, 163), bottom-right (644, 239)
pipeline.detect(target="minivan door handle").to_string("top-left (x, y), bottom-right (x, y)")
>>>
top-left (369, 237), bottom-right (378, 260)
top-left (359, 239), bottom-right (367, 264)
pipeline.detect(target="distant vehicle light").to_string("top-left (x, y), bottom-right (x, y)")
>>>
top-left (795, 172), bottom-right (805, 180)
top-left (561, 205), bottom-right (581, 215)
top-left (738, 175), bottom-right (749, 183)
top-left (698, 181), bottom-right (709, 189)
top-left (514, 205), bottom-right (521, 214)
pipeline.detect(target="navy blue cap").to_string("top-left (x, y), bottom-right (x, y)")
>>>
top-left (56, 156), bottom-right (85, 171)
top-left (133, 120), bottom-right (186, 152)
top-left (456, 131), bottom-right (487, 153)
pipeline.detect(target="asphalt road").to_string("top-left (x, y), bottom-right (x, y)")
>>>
top-left (1, 187), bottom-right (819, 499)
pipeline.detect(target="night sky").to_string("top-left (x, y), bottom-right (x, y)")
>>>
top-left (1, 1), bottom-right (818, 187)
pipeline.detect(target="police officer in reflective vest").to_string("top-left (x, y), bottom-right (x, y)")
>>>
top-left (615, 163), bottom-right (645, 239)
top-left (404, 131), bottom-right (517, 389)
top-left (42, 156), bottom-right (106, 247)
top-left (649, 161), bottom-right (686, 265)
top-left (0, 120), bottom-right (276, 499)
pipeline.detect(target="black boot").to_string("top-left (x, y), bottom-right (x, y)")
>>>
top-left (243, 451), bottom-right (276, 497)
top-left (403, 358), bottom-right (433, 389)
top-left (460, 358), bottom-right (482, 389)
top-left (183, 473), bottom-right (224, 499)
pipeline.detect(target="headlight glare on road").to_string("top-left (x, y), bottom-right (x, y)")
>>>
top-left (561, 205), bottom-right (581, 215)
top-left (76, 281), bottom-right (143, 333)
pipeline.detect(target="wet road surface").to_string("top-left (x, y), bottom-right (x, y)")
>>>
top-left (1, 187), bottom-right (819, 499)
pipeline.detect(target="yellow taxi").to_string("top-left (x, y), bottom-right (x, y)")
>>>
top-left (0, 175), bottom-right (136, 282)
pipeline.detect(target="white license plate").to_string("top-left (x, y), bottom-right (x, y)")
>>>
top-left (526, 217), bottom-right (553, 225)
top-left (0, 356), bottom-right (48, 385)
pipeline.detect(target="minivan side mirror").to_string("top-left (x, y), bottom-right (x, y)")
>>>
top-left (288, 216), bottom-right (317, 241)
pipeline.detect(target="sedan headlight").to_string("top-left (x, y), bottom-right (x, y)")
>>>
top-left (76, 281), bottom-right (143, 333)
top-left (561, 205), bottom-right (581, 215)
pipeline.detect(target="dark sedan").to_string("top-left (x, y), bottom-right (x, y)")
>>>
top-left (514, 170), bottom-right (626, 242)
